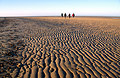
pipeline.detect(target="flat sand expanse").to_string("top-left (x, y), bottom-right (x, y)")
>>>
top-left (0, 17), bottom-right (120, 78)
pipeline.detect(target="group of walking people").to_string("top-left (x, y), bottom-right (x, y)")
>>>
top-left (61, 13), bottom-right (75, 18)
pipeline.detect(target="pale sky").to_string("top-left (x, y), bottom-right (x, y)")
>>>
top-left (0, 0), bottom-right (120, 17)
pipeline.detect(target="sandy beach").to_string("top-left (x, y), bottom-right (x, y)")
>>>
top-left (0, 17), bottom-right (120, 78)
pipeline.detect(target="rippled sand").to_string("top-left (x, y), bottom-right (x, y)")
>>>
top-left (0, 17), bottom-right (120, 78)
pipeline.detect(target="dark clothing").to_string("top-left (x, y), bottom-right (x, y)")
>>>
top-left (68, 14), bottom-right (71, 18)
top-left (61, 13), bottom-right (63, 17)
top-left (64, 13), bottom-right (67, 18)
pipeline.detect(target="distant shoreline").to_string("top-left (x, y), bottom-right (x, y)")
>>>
top-left (0, 16), bottom-right (120, 18)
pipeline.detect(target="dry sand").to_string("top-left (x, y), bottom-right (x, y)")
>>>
top-left (0, 17), bottom-right (120, 78)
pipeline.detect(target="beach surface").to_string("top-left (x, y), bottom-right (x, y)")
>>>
top-left (0, 17), bottom-right (120, 78)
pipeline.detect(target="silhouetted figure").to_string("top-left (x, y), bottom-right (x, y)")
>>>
top-left (68, 13), bottom-right (71, 18)
top-left (64, 13), bottom-right (67, 18)
top-left (61, 13), bottom-right (63, 17)
top-left (72, 13), bottom-right (75, 18)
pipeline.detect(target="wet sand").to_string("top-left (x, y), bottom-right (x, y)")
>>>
top-left (0, 17), bottom-right (120, 78)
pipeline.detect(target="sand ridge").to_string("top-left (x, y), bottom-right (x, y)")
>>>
top-left (0, 17), bottom-right (120, 78)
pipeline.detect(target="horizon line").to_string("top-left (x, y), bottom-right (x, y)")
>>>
top-left (0, 15), bottom-right (120, 18)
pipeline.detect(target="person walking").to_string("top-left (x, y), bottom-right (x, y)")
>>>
top-left (68, 13), bottom-right (71, 18)
top-left (61, 13), bottom-right (63, 17)
top-left (64, 13), bottom-right (67, 18)
top-left (72, 13), bottom-right (75, 18)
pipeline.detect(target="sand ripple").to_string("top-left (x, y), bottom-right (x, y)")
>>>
top-left (0, 17), bottom-right (120, 78)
